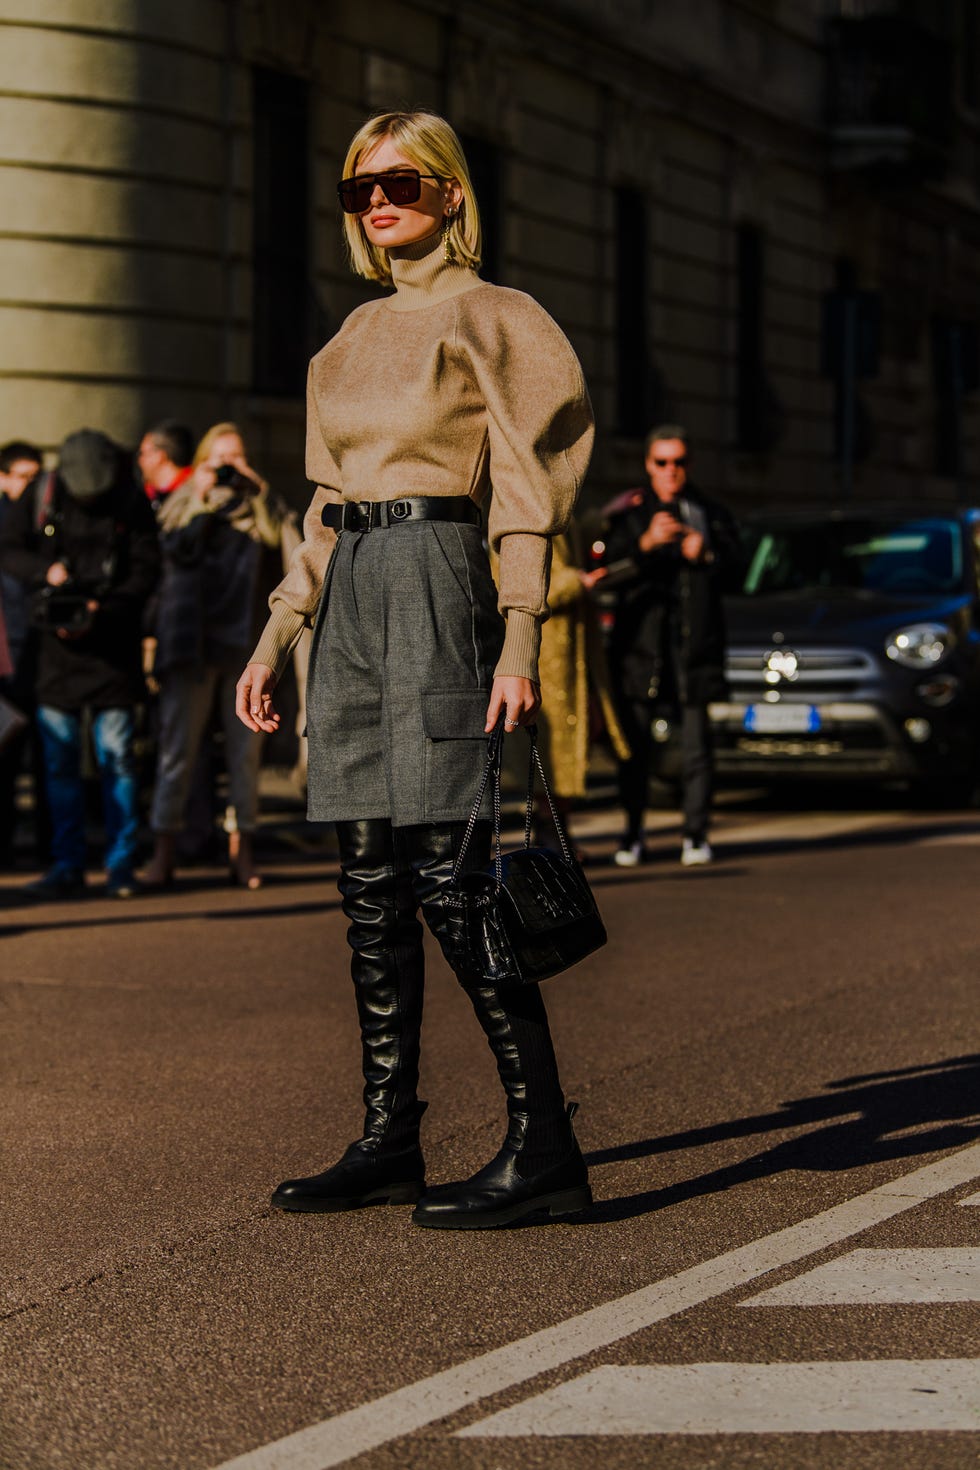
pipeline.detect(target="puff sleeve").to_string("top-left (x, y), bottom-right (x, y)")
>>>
top-left (457, 289), bottom-right (594, 680)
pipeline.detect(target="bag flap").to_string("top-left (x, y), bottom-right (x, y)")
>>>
top-left (496, 847), bottom-right (600, 933)
top-left (421, 689), bottom-right (491, 740)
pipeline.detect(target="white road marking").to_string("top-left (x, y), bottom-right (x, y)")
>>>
top-left (457, 1361), bottom-right (980, 1437)
top-left (742, 1248), bottom-right (980, 1306)
top-left (209, 1141), bottom-right (980, 1470)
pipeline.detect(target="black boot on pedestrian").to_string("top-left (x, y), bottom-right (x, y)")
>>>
top-left (271, 1104), bottom-right (428, 1213)
top-left (272, 820), bottom-right (428, 1213)
top-left (403, 823), bottom-right (592, 1230)
top-left (412, 1101), bottom-right (590, 1229)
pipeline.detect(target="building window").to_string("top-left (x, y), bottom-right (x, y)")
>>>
top-left (735, 223), bottom-right (768, 452)
top-left (932, 317), bottom-right (979, 479)
top-left (252, 67), bottom-right (310, 396)
top-left (959, 0), bottom-right (978, 110)
top-left (614, 186), bottom-right (650, 436)
top-left (460, 134), bottom-right (502, 283)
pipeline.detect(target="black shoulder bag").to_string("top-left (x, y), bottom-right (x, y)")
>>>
top-left (442, 721), bottom-right (607, 985)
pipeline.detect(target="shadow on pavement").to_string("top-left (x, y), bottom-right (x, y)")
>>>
top-left (581, 1052), bottom-right (980, 1226)
top-left (0, 887), bottom-right (344, 936)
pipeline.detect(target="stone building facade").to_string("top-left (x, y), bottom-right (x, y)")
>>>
top-left (1, 0), bottom-right (978, 511)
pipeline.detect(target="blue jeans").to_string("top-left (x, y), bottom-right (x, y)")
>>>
top-left (37, 706), bottom-right (139, 878)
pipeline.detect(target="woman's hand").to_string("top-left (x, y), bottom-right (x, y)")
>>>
top-left (236, 663), bottom-right (280, 733)
top-left (191, 461), bottom-right (217, 501)
top-left (211, 448), bottom-right (268, 496)
top-left (229, 454), bottom-right (268, 495)
top-left (485, 675), bottom-right (541, 734)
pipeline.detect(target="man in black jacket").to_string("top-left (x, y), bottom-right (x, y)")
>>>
top-left (599, 424), bottom-right (740, 866)
top-left (0, 429), bottom-right (160, 897)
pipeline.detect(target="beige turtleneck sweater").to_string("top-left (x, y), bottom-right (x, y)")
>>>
top-left (250, 231), bottom-right (595, 683)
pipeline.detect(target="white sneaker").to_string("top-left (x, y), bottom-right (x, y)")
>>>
top-left (614, 841), bottom-right (645, 868)
top-left (681, 838), bottom-right (713, 867)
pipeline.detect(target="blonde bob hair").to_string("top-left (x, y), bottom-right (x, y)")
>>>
top-left (193, 421), bottom-right (247, 467)
top-left (340, 111), bottom-right (482, 285)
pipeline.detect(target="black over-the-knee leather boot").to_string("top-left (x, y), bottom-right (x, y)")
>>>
top-left (271, 819), bottom-right (427, 1212)
top-left (402, 821), bottom-right (592, 1230)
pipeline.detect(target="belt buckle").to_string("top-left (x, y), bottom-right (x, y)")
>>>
top-left (344, 501), bottom-right (371, 532)
top-left (390, 500), bottom-right (410, 522)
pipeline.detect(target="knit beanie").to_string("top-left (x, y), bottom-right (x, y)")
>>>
top-left (59, 429), bottom-right (118, 503)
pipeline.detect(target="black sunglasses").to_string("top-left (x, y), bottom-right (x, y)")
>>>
top-left (653, 456), bottom-right (687, 467)
top-left (337, 169), bottom-right (444, 214)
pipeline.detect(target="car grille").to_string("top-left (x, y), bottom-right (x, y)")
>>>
top-left (726, 647), bottom-right (876, 689)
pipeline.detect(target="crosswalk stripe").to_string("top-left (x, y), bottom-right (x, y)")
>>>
top-left (457, 1361), bottom-right (980, 1437)
top-left (741, 1248), bottom-right (980, 1305)
top-left (959, 1191), bottom-right (980, 1206)
top-left (210, 1142), bottom-right (980, 1470)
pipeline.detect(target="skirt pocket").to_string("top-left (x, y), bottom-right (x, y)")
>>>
top-left (421, 689), bottom-right (491, 820)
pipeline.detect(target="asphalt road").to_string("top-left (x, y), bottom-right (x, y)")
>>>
top-left (3, 791), bottom-right (980, 1470)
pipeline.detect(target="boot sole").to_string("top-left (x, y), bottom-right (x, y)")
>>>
top-left (412, 1183), bottom-right (593, 1230)
top-left (271, 1181), bottom-right (424, 1213)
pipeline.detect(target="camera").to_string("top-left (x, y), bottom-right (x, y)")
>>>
top-left (31, 585), bottom-right (95, 635)
top-left (214, 464), bottom-right (238, 487)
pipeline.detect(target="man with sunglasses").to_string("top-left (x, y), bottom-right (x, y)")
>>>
top-left (598, 424), bottom-right (739, 867)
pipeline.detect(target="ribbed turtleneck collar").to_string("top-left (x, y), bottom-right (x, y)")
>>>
top-left (386, 230), bottom-right (483, 312)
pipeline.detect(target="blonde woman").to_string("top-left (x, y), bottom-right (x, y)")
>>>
top-left (144, 423), bottom-right (287, 890)
top-left (237, 111), bottom-right (595, 1229)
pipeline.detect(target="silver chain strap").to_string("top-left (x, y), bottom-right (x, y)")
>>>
top-left (449, 719), bottom-right (575, 887)
top-left (528, 733), bottom-right (575, 865)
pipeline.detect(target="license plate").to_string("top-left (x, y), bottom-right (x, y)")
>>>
top-left (744, 703), bottom-right (821, 735)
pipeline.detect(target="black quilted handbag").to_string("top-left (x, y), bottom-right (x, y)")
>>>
top-left (442, 720), bottom-right (607, 985)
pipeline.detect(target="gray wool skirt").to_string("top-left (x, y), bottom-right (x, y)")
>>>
top-left (305, 519), bottom-right (504, 826)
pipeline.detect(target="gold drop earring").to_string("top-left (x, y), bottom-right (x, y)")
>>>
top-left (442, 208), bottom-right (457, 264)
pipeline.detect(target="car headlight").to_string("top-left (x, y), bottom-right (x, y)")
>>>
top-left (885, 622), bottom-right (954, 668)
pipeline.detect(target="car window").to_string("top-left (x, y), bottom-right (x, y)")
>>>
top-left (739, 519), bottom-right (962, 597)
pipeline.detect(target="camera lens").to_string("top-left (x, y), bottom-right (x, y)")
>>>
top-left (214, 464), bottom-right (236, 486)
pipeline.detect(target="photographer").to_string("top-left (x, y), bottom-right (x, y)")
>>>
top-left (598, 424), bottom-right (740, 867)
top-left (142, 422), bottom-right (290, 890)
top-left (0, 428), bottom-right (160, 898)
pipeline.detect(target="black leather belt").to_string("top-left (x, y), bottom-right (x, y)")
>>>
top-left (321, 496), bottom-right (481, 532)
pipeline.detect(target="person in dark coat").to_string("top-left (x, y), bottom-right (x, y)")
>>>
top-left (141, 422), bottom-right (291, 891)
top-left (598, 423), bottom-right (740, 866)
top-left (0, 439), bottom-right (44, 865)
top-left (0, 429), bottom-right (161, 898)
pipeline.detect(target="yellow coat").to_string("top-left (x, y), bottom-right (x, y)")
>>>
top-left (497, 529), bottom-right (630, 799)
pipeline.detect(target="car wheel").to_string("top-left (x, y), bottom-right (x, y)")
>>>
top-left (911, 767), bottom-right (979, 810)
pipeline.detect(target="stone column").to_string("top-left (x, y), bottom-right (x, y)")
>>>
top-left (0, 0), bottom-right (245, 455)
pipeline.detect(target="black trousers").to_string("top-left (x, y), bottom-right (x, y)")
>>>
top-left (0, 671), bottom-right (50, 865)
top-left (617, 697), bottom-right (714, 844)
